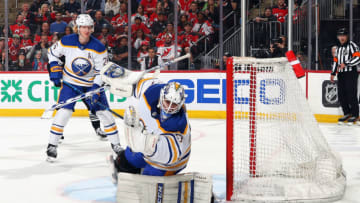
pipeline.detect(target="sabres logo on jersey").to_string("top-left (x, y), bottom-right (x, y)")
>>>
top-left (71, 57), bottom-right (92, 76)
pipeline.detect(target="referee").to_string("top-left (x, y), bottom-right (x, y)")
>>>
top-left (330, 28), bottom-right (360, 124)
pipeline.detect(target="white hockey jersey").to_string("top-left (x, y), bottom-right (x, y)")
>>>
top-left (133, 78), bottom-right (191, 172)
top-left (48, 34), bottom-right (108, 87)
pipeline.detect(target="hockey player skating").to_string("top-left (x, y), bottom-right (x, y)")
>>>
top-left (107, 76), bottom-right (190, 181)
top-left (46, 14), bottom-right (121, 162)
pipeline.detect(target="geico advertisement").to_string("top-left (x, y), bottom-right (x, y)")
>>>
top-left (0, 73), bottom-right (291, 111)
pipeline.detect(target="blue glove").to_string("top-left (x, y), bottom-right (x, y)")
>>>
top-left (90, 84), bottom-right (101, 109)
top-left (49, 66), bottom-right (63, 87)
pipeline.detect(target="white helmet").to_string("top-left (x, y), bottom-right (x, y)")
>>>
top-left (75, 14), bottom-right (94, 32)
top-left (159, 82), bottom-right (186, 120)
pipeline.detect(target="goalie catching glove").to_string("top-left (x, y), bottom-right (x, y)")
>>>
top-left (123, 105), bottom-right (159, 156)
top-left (100, 62), bottom-right (160, 97)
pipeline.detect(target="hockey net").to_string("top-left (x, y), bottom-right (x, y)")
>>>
top-left (226, 57), bottom-right (346, 202)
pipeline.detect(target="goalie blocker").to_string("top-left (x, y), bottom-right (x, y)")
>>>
top-left (116, 172), bottom-right (213, 203)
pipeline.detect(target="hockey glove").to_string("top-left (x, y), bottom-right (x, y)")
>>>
top-left (49, 66), bottom-right (63, 87)
top-left (90, 84), bottom-right (101, 109)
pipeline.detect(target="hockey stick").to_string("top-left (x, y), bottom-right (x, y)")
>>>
top-left (41, 85), bottom-right (109, 119)
top-left (62, 81), bottom-right (124, 119)
top-left (41, 54), bottom-right (190, 119)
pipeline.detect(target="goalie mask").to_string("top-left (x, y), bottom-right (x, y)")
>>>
top-left (159, 82), bottom-right (185, 121)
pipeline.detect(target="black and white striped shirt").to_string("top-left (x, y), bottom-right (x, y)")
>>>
top-left (331, 41), bottom-right (360, 75)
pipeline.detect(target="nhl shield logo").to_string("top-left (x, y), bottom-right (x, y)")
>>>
top-left (322, 80), bottom-right (340, 107)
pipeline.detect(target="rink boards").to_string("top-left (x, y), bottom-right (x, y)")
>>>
top-left (0, 71), bottom-right (359, 122)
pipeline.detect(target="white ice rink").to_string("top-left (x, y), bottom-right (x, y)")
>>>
top-left (0, 117), bottom-right (359, 203)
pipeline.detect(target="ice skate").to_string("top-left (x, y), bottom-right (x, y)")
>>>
top-left (107, 154), bottom-right (118, 185)
top-left (96, 128), bottom-right (107, 141)
top-left (347, 117), bottom-right (358, 126)
top-left (46, 144), bottom-right (57, 162)
top-left (338, 114), bottom-right (351, 125)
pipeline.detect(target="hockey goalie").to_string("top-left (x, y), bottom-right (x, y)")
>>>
top-left (101, 62), bottom-right (213, 203)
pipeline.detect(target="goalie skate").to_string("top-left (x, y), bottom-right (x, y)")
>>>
top-left (338, 114), bottom-right (351, 125)
top-left (107, 154), bottom-right (118, 184)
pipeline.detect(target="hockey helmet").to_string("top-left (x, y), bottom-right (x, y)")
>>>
top-left (159, 82), bottom-right (186, 120)
top-left (75, 14), bottom-right (94, 32)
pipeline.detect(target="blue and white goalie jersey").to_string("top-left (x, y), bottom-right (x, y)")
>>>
top-left (48, 34), bottom-right (108, 87)
top-left (134, 78), bottom-right (191, 172)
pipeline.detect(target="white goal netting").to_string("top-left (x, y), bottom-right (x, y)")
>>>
top-left (226, 57), bottom-right (346, 202)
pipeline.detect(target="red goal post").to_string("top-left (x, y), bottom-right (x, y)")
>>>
top-left (226, 57), bottom-right (346, 202)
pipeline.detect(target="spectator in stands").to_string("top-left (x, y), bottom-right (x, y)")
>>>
top-left (179, 0), bottom-right (193, 13)
top-left (8, 34), bottom-right (21, 63)
top-left (253, 7), bottom-right (278, 47)
top-left (178, 14), bottom-right (189, 32)
top-left (64, 0), bottom-right (81, 17)
top-left (133, 29), bottom-right (150, 50)
top-left (111, 2), bottom-right (128, 33)
top-left (187, 2), bottom-right (199, 24)
top-left (37, 3), bottom-right (53, 24)
top-left (17, 49), bottom-right (32, 71)
top-left (85, 0), bottom-right (105, 17)
top-left (50, 12), bottom-right (67, 35)
top-left (112, 36), bottom-right (137, 69)
top-left (168, 3), bottom-right (181, 23)
top-left (29, 33), bottom-right (50, 62)
top-left (0, 51), bottom-right (5, 71)
top-left (157, 33), bottom-right (182, 64)
top-left (141, 0), bottom-right (157, 16)
top-left (10, 14), bottom-right (30, 38)
top-left (215, 51), bottom-right (232, 69)
top-left (272, 0), bottom-right (288, 23)
top-left (34, 22), bottom-right (52, 43)
top-left (67, 12), bottom-right (78, 28)
top-left (269, 36), bottom-right (286, 57)
top-left (93, 10), bottom-right (111, 36)
top-left (141, 47), bottom-right (166, 70)
top-left (296, 51), bottom-right (307, 70)
top-left (51, 0), bottom-right (65, 15)
top-left (162, 0), bottom-right (173, 16)
top-left (137, 41), bottom-right (149, 65)
top-left (192, 12), bottom-right (214, 36)
top-left (203, 0), bottom-right (219, 24)
top-left (148, 2), bottom-right (165, 27)
top-left (30, 0), bottom-right (48, 16)
top-left (131, 5), bottom-right (149, 25)
top-left (105, 0), bottom-right (120, 18)
top-left (20, 28), bottom-right (34, 53)
top-left (32, 50), bottom-right (48, 71)
top-left (50, 33), bottom-right (60, 45)
top-left (151, 12), bottom-right (167, 38)
top-left (64, 26), bottom-right (73, 36)
top-left (131, 16), bottom-right (150, 37)
top-left (19, 3), bottom-right (37, 33)
top-left (97, 24), bottom-right (116, 47)
top-left (0, 37), bottom-right (5, 56)
top-left (156, 22), bottom-right (175, 47)
top-left (179, 22), bottom-right (199, 52)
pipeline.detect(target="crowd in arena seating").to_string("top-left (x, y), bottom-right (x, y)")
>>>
top-left (0, 0), bottom-right (239, 71)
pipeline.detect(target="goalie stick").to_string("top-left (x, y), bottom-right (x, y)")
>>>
top-left (41, 53), bottom-right (190, 119)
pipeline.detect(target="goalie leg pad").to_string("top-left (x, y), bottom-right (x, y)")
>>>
top-left (116, 172), bottom-right (213, 203)
top-left (115, 148), bottom-right (142, 174)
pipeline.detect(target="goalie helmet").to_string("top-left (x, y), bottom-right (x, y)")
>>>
top-left (75, 14), bottom-right (94, 32)
top-left (159, 82), bottom-right (186, 121)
